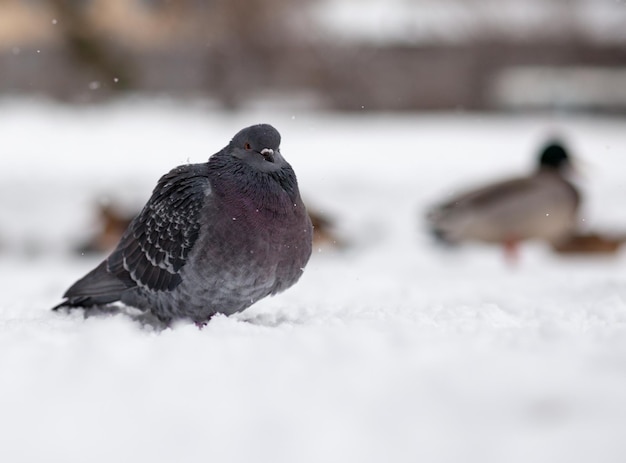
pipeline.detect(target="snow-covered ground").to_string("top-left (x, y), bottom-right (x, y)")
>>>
top-left (313, 0), bottom-right (626, 45)
top-left (2, 99), bottom-right (626, 463)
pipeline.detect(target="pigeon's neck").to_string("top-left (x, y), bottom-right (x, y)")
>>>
top-left (208, 154), bottom-right (301, 214)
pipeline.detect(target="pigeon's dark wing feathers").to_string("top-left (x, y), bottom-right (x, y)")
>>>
top-left (60, 260), bottom-right (130, 303)
top-left (107, 164), bottom-right (211, 292)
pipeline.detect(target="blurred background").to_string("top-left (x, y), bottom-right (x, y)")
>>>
top-left (1, 0), bottom-right (626, 112)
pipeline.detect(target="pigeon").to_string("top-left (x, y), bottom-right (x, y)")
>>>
top-left (426, 140), bottom-right (580, 261)
top-left (77, 199), bottom-right (344, 255)
top-left (53, 124), bottom-right (313, 325)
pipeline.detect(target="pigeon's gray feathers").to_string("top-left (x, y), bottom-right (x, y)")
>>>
top-left (108, 164), bottom-right (209, 291)
top-left (52, 123), bottom-right (313, 324)
top-left (54, 164), bottom-right (210, 309)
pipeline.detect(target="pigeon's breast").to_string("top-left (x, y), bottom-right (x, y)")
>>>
top-left (175, 195), bottom-right (312, 317)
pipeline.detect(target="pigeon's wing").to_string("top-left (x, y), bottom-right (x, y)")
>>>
top-left (105, 163), bottom-right (211, 292)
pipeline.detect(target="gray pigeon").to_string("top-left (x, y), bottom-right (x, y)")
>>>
top-left (53, 124), bottom-right (313, 325)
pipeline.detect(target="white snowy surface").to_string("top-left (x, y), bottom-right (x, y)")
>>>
top-left (2, 99), bottom-right (626, 463)
top-left (313, 0), bottom-right (626, 45)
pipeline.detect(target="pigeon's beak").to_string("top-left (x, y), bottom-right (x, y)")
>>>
top-left (260, 148), bottom-right (275, 163)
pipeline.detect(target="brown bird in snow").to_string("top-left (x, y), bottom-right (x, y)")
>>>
top-left (426, 141), bottom-right (580, 262)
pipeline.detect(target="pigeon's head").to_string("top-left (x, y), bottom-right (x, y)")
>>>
top-left (539, 141), bottom-right (570, 171)
top-left (229, 124), bottom-right (285, 172)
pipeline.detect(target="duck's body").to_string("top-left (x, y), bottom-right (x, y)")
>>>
top-left (427, 142), bottom-right (580, 256)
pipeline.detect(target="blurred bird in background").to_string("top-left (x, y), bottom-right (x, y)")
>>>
top-left (426, 140), bottom-right (580, 263)
top-left (75, 201), bottom-right (135, 255)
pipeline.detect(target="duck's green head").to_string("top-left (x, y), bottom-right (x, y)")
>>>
top-left (539, 142), bottom-right (570, 170)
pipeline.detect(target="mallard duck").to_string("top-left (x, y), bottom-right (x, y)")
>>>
top-left (427, 141), bottom-right (580, 261)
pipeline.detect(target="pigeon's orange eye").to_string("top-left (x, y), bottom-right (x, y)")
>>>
top-left (244, 142), bottom-right (252, 150)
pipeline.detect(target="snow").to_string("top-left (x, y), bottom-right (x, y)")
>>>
top-left (2, 99), bottom-right (626, 463)
top-left (490, 67), bottom-right (626, 110)
top-left (313, 0), bottom-right (626, 45)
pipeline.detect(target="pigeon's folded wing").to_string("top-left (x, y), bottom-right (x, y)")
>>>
top-left (106, 164), bottom-right (211, 292)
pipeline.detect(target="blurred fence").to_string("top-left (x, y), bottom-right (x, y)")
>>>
top-left (1, 0), bottom-right (625, 112)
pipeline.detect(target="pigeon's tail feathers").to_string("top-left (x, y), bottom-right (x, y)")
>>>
top-left (51, 294), bottom-right (121, 311)
top-left (64, 260), bottom-right (129, 299)
top-left (52, 260), bottom-right (129, 311)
